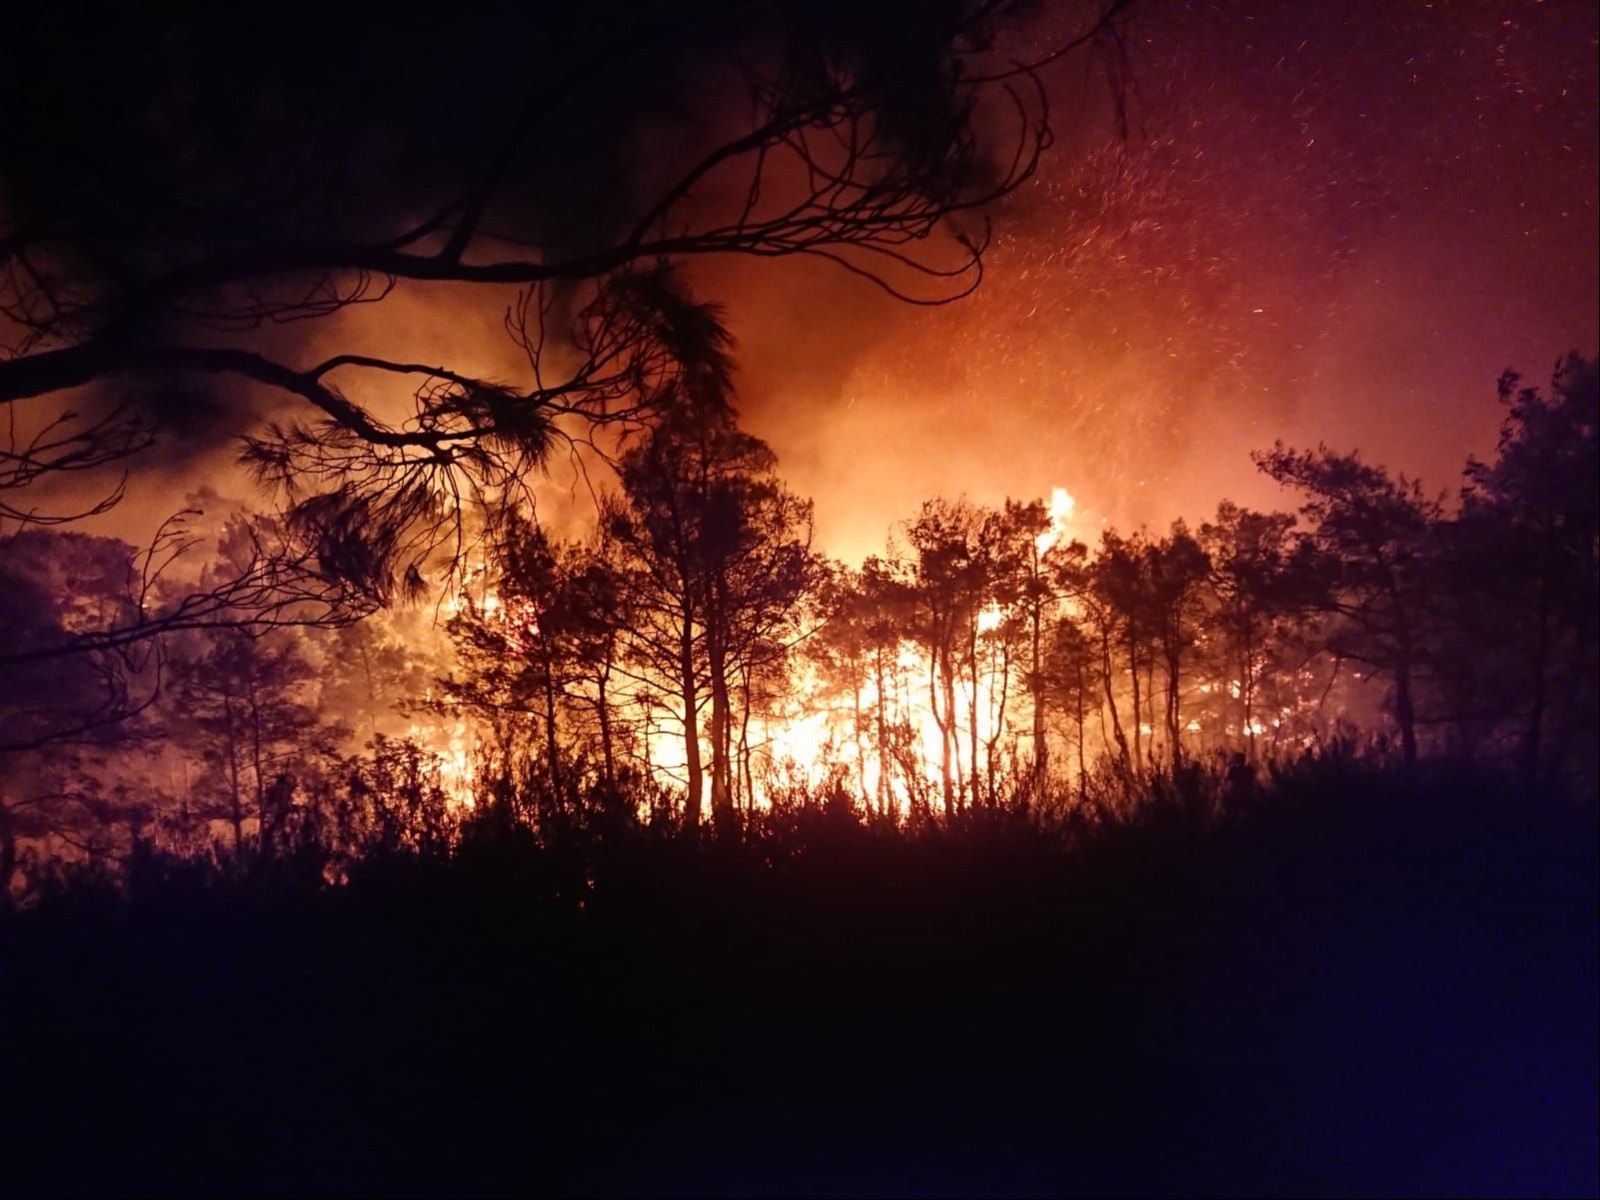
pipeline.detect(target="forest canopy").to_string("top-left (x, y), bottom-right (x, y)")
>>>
top-left (2, 353), bottom-right (1593, 894)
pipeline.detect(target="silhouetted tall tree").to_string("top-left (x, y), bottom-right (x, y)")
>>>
top-left (608, 405), bottom-right (814, 829)
top-left (807, 565), bottom-right (877, 800)
top-left (169, 629), bottom-right (344, 857)
top-left (856, 556), bottom-right (920, 817)
top-left (1144, 522), bottom-right (1210, 766)
top-left (1198, 502), bottom-right (1323, 760)
top-left (902, 498), bottom-right (991, 814)
top-left (1449, 354), bottom-right (1600, 779)
top-left (1090, 529), bottom-right (1156, 772)
top-left (1256, 444), bottom-right (1441, 769)
top-left (995, 499), bottom-right (1059, 786)
top-left (1042, 612), bottom-right (1096, 792)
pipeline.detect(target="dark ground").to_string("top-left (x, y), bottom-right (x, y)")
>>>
top-left (2, 765), bottom-right (1596, 1198)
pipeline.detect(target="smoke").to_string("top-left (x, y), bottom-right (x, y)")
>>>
top-left (712, 0), bottom-right (1599, 558)
top-left (22, 0), bottom-right (1596, 570)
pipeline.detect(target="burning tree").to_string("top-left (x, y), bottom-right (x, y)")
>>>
top-left (899, 498), bottom-right (990, 815)
top-left (605, 404), bottom-right (817, 831)
top-left (1143, 522), bottom-right (1211, 768)
top-left (438, 517), bottom-right (632, 830)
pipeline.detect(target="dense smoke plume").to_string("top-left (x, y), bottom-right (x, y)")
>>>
top-left (717, 0), bottom-right (1599, 557)
top-left (15, 0), bottom-right (1596, 566)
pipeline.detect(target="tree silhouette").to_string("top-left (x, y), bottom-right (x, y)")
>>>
top-left (806, 564), bottom-right (878, 801)
top-left (439, 517), bottom-right (635, 828)
top-left (1144, 522), bottom-right (1209, 767)
top-left (0, 5), bottom-right (1126, 791)
top-left (1447, 354), bottom-right (1599, 779)
top-left (0, 530), bottom-right (156, 756)
top-left (1041, 610), bottom-right (1096, 794)
top-left (1255, 444), bottom-right (1441, 769)
top-left (901, 498), bottom-right (990, 814)
top-left (0, 4), bottom-right (1122, 598)
top-left (1089, 528), bottom-right (1156, 773)
top-left (821, 555), bottom-right (924, 817)
top-left (168, 628), bottom-right (345, 858)
top-left (5, 357), bottom-right (1597, 887)
top-left (606, 404), bottom-right (815, 829)
top-left (1198, 502), bottom-right (1324, 760)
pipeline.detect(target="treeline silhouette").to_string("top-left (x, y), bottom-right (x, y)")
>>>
top-left (1, 750), bottom-right (1594, 1195)
top-left (1, 356), bottom-right (1595, 889)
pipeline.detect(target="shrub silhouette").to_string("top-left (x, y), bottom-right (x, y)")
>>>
top-left (2, 754), bottom-right (1593, 1197)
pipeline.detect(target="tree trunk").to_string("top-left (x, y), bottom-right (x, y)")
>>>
top-left (542, 654), bottom-right (562, 819)
top-left (931, 642), bottom-right (956, 818)
top-left (874, 648), bottom-right (892, 820)
top-left (596, 658), bottom-right (616, 792)
top-left (1144, 653), bottom-right (1157, 770)
top-left (967, 626), bottom-right (981, 807)
top-left (987, 641), bottom-right (1013, 807)
top-left (358, 631), bottom-right (378, 740)
top-left (0, 797), bottom-right (17, 900)
top-left (1075, 656), bottom-right (1087, 800)
top-left (738, 671), bottom-right (755, 814)
top-left (246, 675), bottom-right (271, 861)
top-left (1100, 624), bottom-right (1130, 772)
top-left (1164, 617), bottom-right (1183, 767)
top-left (708, 646), bottom-right (735, 834)
top-left (1031, 598), bottom-right (1047, 785)
top-left (1126, 626), bottom-right (1143, 772)
top-left (1394, 651), bottom-right (1418, 770)
top-left (707, 577), bottom-right (736, 834)
top-left (679, 619), bottom-right (704, 829)
top-left (1241, 618), bottom-right (1257, 762)
top-left (222, 690), bottom-right (245, 852)
top-left (851, 673), bottom-right (867, 809)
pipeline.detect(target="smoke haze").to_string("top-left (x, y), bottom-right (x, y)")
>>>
top-left (717, 0), bottom-right (1598, 558)
top-left (45, 0), bottom-right (1598, 565)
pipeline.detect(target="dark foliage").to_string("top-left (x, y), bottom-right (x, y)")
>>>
top-left (2, 756), bottom-right (1593, 1197)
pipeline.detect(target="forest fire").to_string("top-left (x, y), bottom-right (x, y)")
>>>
top-left (353, 383), bottom-right (1592, 833)
top-left (0, 1), bottom-right (1595, 1195)
top-left (417, 483), bottom-right (1093, 814)
top-left (2, 358), bottom-right (1596, 862)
